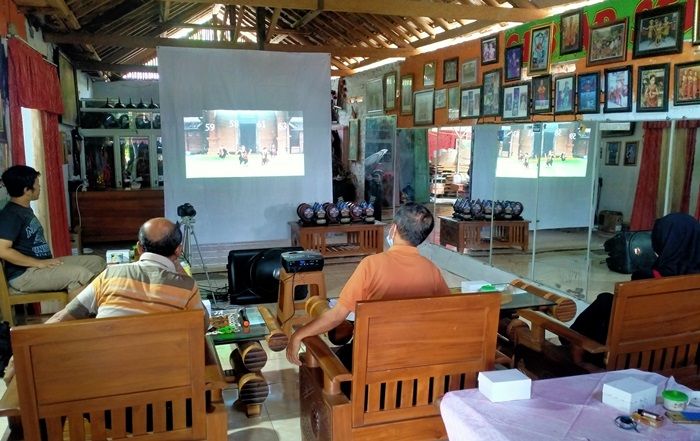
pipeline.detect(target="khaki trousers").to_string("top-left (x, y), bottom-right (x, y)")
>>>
top-left (8, 255), bottom-right (106, 295)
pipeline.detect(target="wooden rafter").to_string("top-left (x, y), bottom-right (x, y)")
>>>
top-left (43, 32), bottom-right (419, 57)
top-left (161, 0), bottom-right (549, 22)
top-left (265, 7), bottom-right (281, 43)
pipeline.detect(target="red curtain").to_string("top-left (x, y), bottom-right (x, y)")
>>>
top-left (678, 120), bottom-right (700, 214)
top-left (8, 38), bottom-right (70, 257)
top-left (629, 121), bottom-right (670, 231)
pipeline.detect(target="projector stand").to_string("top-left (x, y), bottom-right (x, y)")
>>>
top-left (180, 216), bottom-right (215, 303)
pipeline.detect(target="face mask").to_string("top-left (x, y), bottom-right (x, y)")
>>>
top-left (386, 226), bottom-right (394, 248)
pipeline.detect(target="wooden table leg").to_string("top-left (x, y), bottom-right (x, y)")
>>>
top-left (245, 403), bottom-right (263, 418)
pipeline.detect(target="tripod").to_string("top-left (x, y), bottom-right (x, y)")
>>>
top-left (180, 216), bottom-right (215, 302)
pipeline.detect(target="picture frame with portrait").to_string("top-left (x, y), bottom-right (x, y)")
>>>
top-left (532, 75), bottom-right (552, 114)
top-left (606, 141), bottom-right (621, 166)
top-left (636, 63), bottom-right (669, 112)
top-left (434, 88), bottom-right (447, 109)
top-left (400, 75), bottom-right (413, 115)
top-left (554, 75), bottom-right (575, 115)
top-left (413, 89), bottom-right (435, 126)
top-left (443, 57), bottom-right (459, 84)
top-left (587, 19), bottom-right (628, 66)
top-left (481, 36), bottom-right (499, 65)
top-left (624, 141), bottom-right (638, 166)
top-left (460, 86), bottom-right (482, 119)
top-left (560, 9), bottom-right (583, 55)
top-left (505, 45), bottom-right (523, 82)
top-left (383, 71), bottom-right (397, 111)
top-left (633, 3), bottom-right (684, 59)
top-left (366, 78), bottom-right (384, 114)
top-left (461, 59), bottom-right (478, 85)
top-left (674, 61), bottom-right (700, 106)
top-left (501, 83), bottom-right (530, 120)
top-left (423, 61), bottom-right (436, 88)
top-left (448, 86), bottom-right (460, 121)
top-left (604, 66), bottom-right (632, 113)
top-left (481, 69), bottom-right (501, 117)
top-left (528, 24), bottom-right (551, 75)
top-left (577, 72), bottom-right (600, 114)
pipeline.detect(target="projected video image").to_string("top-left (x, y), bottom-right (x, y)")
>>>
top-left (495, 124), bottom-right (589, 178)
top-left (184, 110), bottom-right (304, 178)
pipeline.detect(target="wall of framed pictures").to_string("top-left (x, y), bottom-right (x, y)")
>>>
top-left (392, 0), bottom-right (699, 129)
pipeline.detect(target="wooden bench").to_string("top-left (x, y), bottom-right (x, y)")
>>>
top-left (514, 274), bottom-right (700, 388)
top-left (0, 260), bottom-right (69, 327)
top-left (299, 294), bottom-right (500, 441)
top-left (0, 310), bottom-right (227, 440)
top-left (439, 217), bottom-right (530, 253)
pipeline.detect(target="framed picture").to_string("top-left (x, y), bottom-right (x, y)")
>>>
top-left (58, 52), bottom-right (78, 126)
top-left (606, 141), bottom-right (621, 165)
top-left (435, 88), bottom-right (447, 109)
top-left (505, 45), bottom-right (523, 82)
top-left (502, 82), bottom-right (530, 120)
top-left (423, 61), bottom-right (436, 87)
top-left (633, 4), bottom-right (684, 59)
top-left (460, 86), bottom-right (482, 119)
top-left (413, 89), bottom-right (435, 126)
top-left (481, 69), bottom-right (501, 117)
top-left (447, 86), bottom-right (460, 121)
top-left (481, 36), bottom-right (499, 65)
top-left (443, 57), bottom-right (459, 84)
top-left (461, 59), bottom-right (478, 85)
top-left (348, 119), bottom-right (359, 161)
top-left (695, 0), bottom-right (700, 45)
top-left (529, 24), bottom-right (552, 75)
top-left (554, 75), bottom-right (575, 114)
top-left (400, 74), bottom-right (413, 115)
top-left (674, 61), bottom-right (700, 106)
top-left (637, 63), bottom-right (669, 112)
top-left (366, 78), bottom-right (384, 113)
top-left (604, 66), bottom-right (632, 113)
top-left (383, 71), bottom-right (397, 111)
top-left (560, 10), bottom-right (583, 55)
top-left (577, 72), bottom-right (600, 114)
top-left (587, 19), bottom-right (628, 66)
top-left (532, 75), bottom-right (552, 114)
top-left (601, 122), bottom-right (636, 137)
top-left (624, 141), bottom-right (638, 166)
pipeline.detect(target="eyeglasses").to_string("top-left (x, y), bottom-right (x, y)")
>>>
top-left (614, 415), bottom-right (639, 432)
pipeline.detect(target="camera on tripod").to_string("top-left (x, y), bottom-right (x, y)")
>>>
top-left (177, 203), bottom-right (197, 218)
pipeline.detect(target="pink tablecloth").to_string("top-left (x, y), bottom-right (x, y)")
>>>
top-left (440, 369), bottom-right (700, 441)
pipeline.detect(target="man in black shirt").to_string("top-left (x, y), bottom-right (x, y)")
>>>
top-left (0, 166), bottom-right (105, 296)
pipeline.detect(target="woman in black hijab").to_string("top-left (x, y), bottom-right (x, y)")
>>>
top-left (569, 213), bottom-right (700, 365)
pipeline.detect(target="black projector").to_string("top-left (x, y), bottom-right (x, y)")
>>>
top-left (281, 250), bottom-right (324, 273)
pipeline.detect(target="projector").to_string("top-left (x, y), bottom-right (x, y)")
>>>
top-left (281, 251), bottom-right (324, 273)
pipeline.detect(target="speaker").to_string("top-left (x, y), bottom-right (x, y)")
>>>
top-left (604, 231), bottom-right (655, 274)
top-left (227, 247), bottom-right (307, 305)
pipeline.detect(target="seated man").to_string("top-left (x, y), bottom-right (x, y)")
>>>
top-left (286, 202), bottom-right (450, 367)
top-left (4, 217), bottom-right (208, 382)
top-left (0, 165), bottom-right (105, 296)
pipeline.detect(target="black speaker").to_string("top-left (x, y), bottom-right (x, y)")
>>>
top-left (227, 247), bottom-right (307, 305)
top-left (604, 231), bottom-right (655, 274)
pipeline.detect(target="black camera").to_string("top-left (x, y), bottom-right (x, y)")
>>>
top-left (177, 203), bottom-right (196, 218)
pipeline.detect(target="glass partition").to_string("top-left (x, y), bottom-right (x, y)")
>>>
top-left (363, 115), bottom-right (396, 221)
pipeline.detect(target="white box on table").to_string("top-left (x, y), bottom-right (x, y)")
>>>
top-left (478, 369), bottom-right (532, 402)
top-left (602, 377), bottom-right (657, 413)
top-left (461, 280), bottom-right (491, 293)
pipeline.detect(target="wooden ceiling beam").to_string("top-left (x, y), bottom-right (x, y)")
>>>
top-left (412, 19), bottom-right (499, 49)
top-left (233, 5), bottom-right (245, 42)
top-left (376, 16), bottom-right (413, 43)
top-left (265, 7), bottom-right (281, 43)
top-left (412, 18), bottom-right (436, 36)
top-left (330, 59), bottom-right (354, 75)
top-left (332, 13), bottom-right (391, 49)
top-left (44, 32), bottom-right (418, 57)
top-left (74, 60), bottom-right (158, 73)
top-left (292, 9), bottom-right (321, 28)
top-left (365, 15), bottom-right (410, 48)
top-left (162, 0), bottom-right (549, 22)
top-left (508, 0), bottom-right (537, 9)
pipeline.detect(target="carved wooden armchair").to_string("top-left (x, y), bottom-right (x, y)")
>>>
top-left (1, 310), bottom-right (227, 440)
top-left (299, 293), bottom-right (500, 441)
top-left (514, 274), bottom-right (700, 387)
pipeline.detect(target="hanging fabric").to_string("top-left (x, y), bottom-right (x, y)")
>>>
top-left (630, 121), bottom-right (671, 231)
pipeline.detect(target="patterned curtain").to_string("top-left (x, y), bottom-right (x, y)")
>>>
top-left (677, 120), bottom-right (700, 214)
top-left (630, 121), bottom-right (670, 231)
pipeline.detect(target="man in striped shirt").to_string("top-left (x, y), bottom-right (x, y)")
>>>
top-left (46, 217), bottom-right (207, 325)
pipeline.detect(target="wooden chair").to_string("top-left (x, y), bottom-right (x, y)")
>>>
top-left (0, 260), bottom-right (68, 327)
top-left (2, 310), bottom-right (227, 440)
top-left (299, 293), bottom-right (500, 441)
top-left (514, 274), bottom-right (700, 388)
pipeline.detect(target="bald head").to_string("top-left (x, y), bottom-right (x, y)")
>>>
top-left (138, 217), bottom-right (183, 257)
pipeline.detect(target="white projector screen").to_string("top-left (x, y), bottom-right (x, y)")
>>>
top-left (158, 48), bottom-right (331, 244)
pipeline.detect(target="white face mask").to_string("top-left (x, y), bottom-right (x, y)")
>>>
top-left (386, 226), bottom-right (395, 248)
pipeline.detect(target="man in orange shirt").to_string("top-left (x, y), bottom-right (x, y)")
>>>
top-left (286, 203), bottom-right (450, 366)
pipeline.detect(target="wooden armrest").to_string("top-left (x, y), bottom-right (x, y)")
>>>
top-left (0, 378), bottom-right (20, 417)
top-left (302, 335), bottom-right (351, 395)
top-left (517, 309), bottom-right (608, 354)
top-left (204, 337), bottom-right (227, 392)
